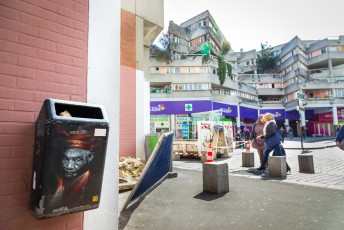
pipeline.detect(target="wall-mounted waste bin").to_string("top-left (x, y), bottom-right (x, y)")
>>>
top-left (30, 99), bottom-right (109, 219)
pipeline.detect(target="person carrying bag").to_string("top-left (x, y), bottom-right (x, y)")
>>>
top-left (257, 113), bottom-right (283, 171)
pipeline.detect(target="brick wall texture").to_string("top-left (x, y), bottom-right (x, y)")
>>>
top-left (0, 0), bottom-right (88, 229)
top-left (120, 9), bottom-right (136, 158)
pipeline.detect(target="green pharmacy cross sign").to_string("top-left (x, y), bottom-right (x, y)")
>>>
top-left (185, 104), bottom-right (193, 111)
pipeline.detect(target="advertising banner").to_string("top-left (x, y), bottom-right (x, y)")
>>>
top-left (259, 109), bottom-right (285, 120)
top-left (150, 100), bottom-right (212, 115)
top-left (213, 102), bottom-right (238, 117)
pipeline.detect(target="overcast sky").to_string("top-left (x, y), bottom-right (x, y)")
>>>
top-left (163, 0), bottom-right (344, 51)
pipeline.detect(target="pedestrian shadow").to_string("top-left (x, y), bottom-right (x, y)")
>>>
top-left (193, 191), bottom-right (227, 201)
top-left (233, 168), bottom-right (288, 181)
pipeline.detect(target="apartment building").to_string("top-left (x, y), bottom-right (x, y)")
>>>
top-left (149, 10), bottom-right (344, 138)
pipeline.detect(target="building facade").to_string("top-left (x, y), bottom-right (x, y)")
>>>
top-left (121, 0), bottom-right (164, 159)
top-left (149, 11), bottom-right (344, 138)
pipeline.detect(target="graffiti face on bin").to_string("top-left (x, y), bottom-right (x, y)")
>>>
top-left (62, 148), bottom-right (94, 178)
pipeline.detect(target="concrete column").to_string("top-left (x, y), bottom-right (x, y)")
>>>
top-left (171, 114), bottom-right (176, 132)
top-left (85, 0), bottom-right (119, 229)
top-left (285, 119), bottom-right (289, 126)
top-left (333, 106), bottom-right (338, 134)
top-left (300, 111), bottom-right (306, 127)
top-left (236, 104), bottom-right (241, 128)
top-left (328, 58), bottom-right (336, 97)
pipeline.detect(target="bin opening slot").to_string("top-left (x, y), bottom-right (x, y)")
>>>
top-left (55, 103), bottom-right (104, 119)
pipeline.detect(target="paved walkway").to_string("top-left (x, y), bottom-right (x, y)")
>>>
top-left (119, 168), bottom-right (344, 230)
top-left (119, 138), bottom-right (344, 230)
top-left (173, 138), bottom-right (344, 190)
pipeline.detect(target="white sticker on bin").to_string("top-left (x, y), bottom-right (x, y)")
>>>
top-left (94, 128), bottom-right (107, 136)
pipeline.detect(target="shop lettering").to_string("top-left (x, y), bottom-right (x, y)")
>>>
top-left (150, 107), bottom-right (161, 112)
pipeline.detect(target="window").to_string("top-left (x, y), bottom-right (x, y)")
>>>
top-left (187, 67), bottom-right (191, 73)
top-left (336, 89), bottom-right (344, 97)
top-left (156, 67), bottom-right (159, 71)
top-left (171, 37), bottom-right (180, 43)
top-left (174, 67), bottom-right (181, 73)
top-left (166, 67), bottom-right (170, 73)
top-left (321, 48), bottom-right (327, 53)
top-left (173, 83), bottom-right (208, 91)
top-left (198, 20), bottom-right (205, 28)
top-left (189, 36), bottom-right (205, 47)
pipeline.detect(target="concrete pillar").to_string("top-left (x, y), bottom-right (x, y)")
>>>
top-left (171, 114), bottom-right (176, 133)
top-left (269, 156), bottom-right (287, 178)
top-left (298, 155), bottom-right (315, 173)
top-left (328, 58), bottom-right (336, 97)
top-left (285, 119), bottom-right (289, 126)
top-left (203, 162), bottom-right (229, 194)
top-left (84, 0), bottom-right (120, 229)
top-left (328, 58), bottom-right (333, 78)
top-left (242, 151), bottom-right (255, 167)
top-left (300, 111), bottom-right (306, 127)
top-left (333, 106), bottom-right (338, 135)
top-left (236, 104), bottom-right (241, 128)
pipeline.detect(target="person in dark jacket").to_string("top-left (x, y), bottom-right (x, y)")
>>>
top-left (244, 127), bottom-right (251, 141)
top-left (257, 113), bottom-right (285, 171)
top-left (336, 125), bottom-right (344, 150)
top-left (250, 115), bottom-right (265, 165)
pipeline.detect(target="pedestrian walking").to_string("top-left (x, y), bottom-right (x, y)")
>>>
top-left (257, 113), bottom-right (284, 171)
top-left (244, 127), bottom-right (250, 141)
top-left (288, 126), bottom-right (293, 140)
top-left (336, 125), bottom-right (344, 150)
top-left (279, 127), bottom-right (285, 143)
top-left (235, 130), bottom-right (244, 149)
top-left (250, 115), bottom-right (265, 165)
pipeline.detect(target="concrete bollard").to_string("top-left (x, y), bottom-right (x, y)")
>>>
top-left (298, 155), bottom-right (314, 173)
top-left (203, 162), bottom-right (229, 194)
top-left (242, 151), bottom-right (255, 167)
top-left (269, 156), bottom-right (287, 178)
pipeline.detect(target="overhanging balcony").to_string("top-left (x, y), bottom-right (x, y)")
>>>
top-left (308, 51), bottom-right (344, 68)
top-left (238, 74), bottom-right (283, 84)
top-left (284, 83), bottom-right (301, 94)
top-left (257, 88), bottom-right (284, 96)
top-left (151, 90), bottom-right (212, 99)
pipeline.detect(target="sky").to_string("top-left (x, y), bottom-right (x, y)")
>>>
top-left (162, 0), bottom-right (344, 52)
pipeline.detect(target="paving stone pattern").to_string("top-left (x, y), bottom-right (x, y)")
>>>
top-left (173, 139), bottom-right (344, 190)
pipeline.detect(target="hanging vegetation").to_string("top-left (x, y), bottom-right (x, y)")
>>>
top-left (217, 41), bottom-right (231, 85)
top-left (226, 62), bottom-right (232, 79)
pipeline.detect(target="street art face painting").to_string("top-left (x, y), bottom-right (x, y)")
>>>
top-left (35, 124), bottom-right (108, 217)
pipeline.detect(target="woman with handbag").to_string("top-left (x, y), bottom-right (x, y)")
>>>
top-left (257, 113), bottom-right (284, 171)
top-left (250, 115), bottom-right (265, 165)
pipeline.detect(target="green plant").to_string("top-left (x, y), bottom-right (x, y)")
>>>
top-left (257, 42), bottom-right (277, 73)
top-left (217, 41), bottom-right (231, 85)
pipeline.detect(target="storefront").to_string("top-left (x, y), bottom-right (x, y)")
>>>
top-left (260, 108), bottom-right (286, 128)
top-left (150, 100), bottom-right (234, 139)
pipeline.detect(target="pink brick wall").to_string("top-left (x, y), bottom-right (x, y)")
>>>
top-left (120, 10), bottom-right (136, 158)
top-left (0, 0), bottom-right (88, 229)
